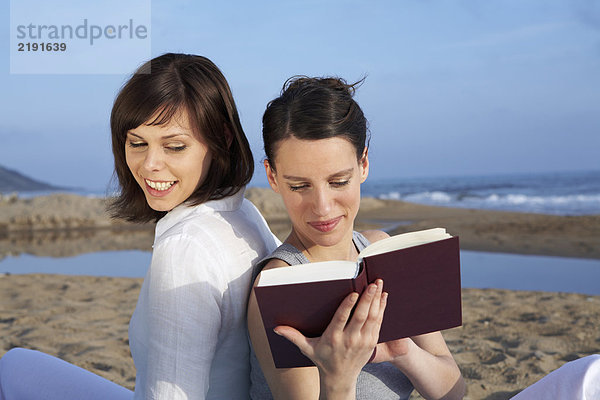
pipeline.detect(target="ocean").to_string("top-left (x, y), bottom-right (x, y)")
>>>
top-left (9, 170), bottom-right (600, 216)
top-left (361, 169), bottom-right (600, 216)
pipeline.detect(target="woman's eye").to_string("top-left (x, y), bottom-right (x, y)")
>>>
top-left (289, 184), bottom-right (309, 191)
top-left (167, 145), bottom-right (187, 152)
top-left (330, 180), bottom-right (350, 188)
top-left (128, 141), bottom-right (146, 148)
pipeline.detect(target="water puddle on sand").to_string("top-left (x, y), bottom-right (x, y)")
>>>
top-left (1, 249), bottom-right (599, 295)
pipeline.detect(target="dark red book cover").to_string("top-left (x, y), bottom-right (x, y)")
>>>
top-left (255, 271), bottom-right (368, 368)
top-left (364, 236), bottom-right (462, 342)
top-left (254, 236), bottom-right (462, 368)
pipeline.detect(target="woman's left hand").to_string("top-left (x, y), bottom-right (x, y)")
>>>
top-left (370, 337), bottom-right (412, 364)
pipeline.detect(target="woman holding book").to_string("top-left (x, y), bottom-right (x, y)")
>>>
top-left (0, 53), bottom-right (279, 399)
top-left (247, 76), bottom-right (466, 399)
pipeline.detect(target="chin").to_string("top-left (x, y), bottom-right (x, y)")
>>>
top-left (311, 230), bottom-right (348, 248)
top-left (152, 206), bottom-right (172, 212)
top-left (148, 204), bottom-right (170, 212)
top-left (145, 198), bottom-right (175, 212)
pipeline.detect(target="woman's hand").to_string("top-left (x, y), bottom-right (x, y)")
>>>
top-left (273, 279), bottom-right (387, 400)
top-left (370, 337), bottom-right (412, 364)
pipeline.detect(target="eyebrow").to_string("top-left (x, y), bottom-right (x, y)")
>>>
top-left (282, 168), bottom-right (355, 181)
top-left (126, 131), bottom-right (191, 140)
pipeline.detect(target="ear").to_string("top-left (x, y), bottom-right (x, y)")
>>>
top-left (359, 147), bottom-right (369, 183)
top-left (223, 123), bottom-right (233, 148)
top-left (264, 159), bottom-right (280, 193)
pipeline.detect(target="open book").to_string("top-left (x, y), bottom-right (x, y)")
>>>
top-left (253, 228), bottom-right (462, 368)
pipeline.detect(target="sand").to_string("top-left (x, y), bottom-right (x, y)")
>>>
top-left (1, 189), bottom-right (599, 399)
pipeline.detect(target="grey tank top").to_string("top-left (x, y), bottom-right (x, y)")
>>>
top-left (249, 231), bottom-right (414, 400)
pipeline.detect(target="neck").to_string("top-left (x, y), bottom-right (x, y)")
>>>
top-left (287, 229), bottom-right (358, 263)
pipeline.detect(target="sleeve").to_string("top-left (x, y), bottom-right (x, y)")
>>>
top-left (133, 234), bottom-right (227, 400)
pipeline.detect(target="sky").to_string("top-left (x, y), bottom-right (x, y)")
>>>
top-left (1, 0), bottom-right (599, 192)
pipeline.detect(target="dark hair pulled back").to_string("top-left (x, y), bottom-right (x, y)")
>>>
top-left (262, 76), bottom-right (369, 170)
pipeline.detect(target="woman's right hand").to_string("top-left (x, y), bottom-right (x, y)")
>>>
top-left (273, 279), bottom-right (387, 399)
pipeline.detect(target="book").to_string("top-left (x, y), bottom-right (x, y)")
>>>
top-left (253, 228), bottom-right (462, 368)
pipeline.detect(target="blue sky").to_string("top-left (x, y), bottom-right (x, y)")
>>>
top-left (1, 0), bottom-right (599, 191)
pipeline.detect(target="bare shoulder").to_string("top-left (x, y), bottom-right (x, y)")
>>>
top-left (263, 258), bottom-right (290, 271)
top-left (252, 258), bottom-right (290, 287)
top-left (360, 229), bottom-right (390, 244)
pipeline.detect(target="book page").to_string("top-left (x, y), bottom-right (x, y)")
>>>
top-left (358, 227), bottom-right (451, 260)
top-left (257, 260), bottom-right (359, 287)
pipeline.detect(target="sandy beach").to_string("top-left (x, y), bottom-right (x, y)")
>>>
top-left (1, 189), bottom-right (599, 399)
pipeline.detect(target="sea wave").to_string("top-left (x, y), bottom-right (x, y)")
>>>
top-left (377, 191), bottom-right (600, 215)
top-left (380, 191), bottom-right (453, 203)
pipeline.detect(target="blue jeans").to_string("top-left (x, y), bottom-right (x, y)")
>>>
top-left (0, 348), bottom-right (133, 400)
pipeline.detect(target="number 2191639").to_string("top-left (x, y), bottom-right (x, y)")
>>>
top-left (18, 43), bottom-right (67, 51)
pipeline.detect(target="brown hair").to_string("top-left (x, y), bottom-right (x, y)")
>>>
top-left (109, 53), bottom-right (253, 222)
top-left (262, 76), bottom-right (369, 170)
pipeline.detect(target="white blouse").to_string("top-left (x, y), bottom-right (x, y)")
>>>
top-left (129, 189), bottom-right (279, 399)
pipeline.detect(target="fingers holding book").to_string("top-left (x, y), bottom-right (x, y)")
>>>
top-left (346, 279), bottom-right (388, 344)
top-left (273, 280), bottom-right (388, 382)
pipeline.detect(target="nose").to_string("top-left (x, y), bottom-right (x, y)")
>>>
top-left (142, 145), bottom-right (164, 172)
top-left (312, 186), bottom-right (333, 217)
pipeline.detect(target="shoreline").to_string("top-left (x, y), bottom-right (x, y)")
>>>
top-left (1, 189), bottom-right (598, 260)
top-left (246, 188), bottom-right (600, 260)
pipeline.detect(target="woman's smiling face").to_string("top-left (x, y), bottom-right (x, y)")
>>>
top-left (266, 136), bottom-right (369, 249)
top-left (125, 110), bottom-right (212, 212)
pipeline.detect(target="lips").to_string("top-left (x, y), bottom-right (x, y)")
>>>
top-left (144, 178), bottom-right (178, 197)
top-left (308, 216), bottom-right (342, 233)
